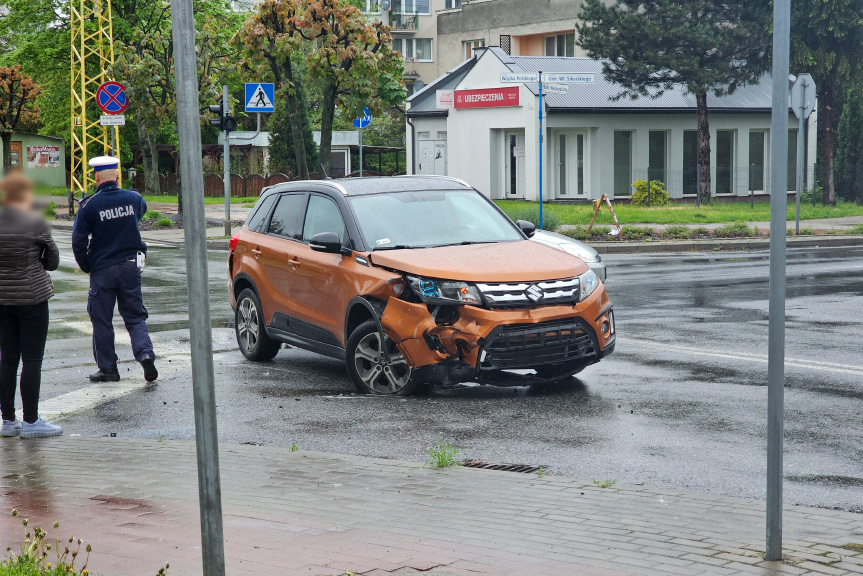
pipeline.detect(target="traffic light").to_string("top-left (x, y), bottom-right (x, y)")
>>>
top-left (208, 104), bottom-right (238, 133)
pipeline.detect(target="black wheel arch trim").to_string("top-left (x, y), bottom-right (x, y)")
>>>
top-left (232, 273), bottom-right (260, 304)
top-left (345, 296), bottom-right (392, 363)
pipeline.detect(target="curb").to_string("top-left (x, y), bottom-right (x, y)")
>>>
top-left (591, 234), bottom-right (863, 254)
top-left (51, 221), bottom-right (863, 254)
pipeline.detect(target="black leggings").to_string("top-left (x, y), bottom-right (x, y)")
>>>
top-left (0, 301), bottom-right (49, 424)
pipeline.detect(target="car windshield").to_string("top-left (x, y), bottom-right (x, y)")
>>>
top-left (349, 189), bottom-right (523, 250)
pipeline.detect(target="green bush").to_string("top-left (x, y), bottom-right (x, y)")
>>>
top-left (562, 226), bottom-right (591, 241)
top-left (43, 202), bottom-right (56, 217)
top-left (845, 224), bottom-right (863, 235)
top-left (714, 222), bottom-right (757, 238)
top-left (630, 179), bottom-right (670, 207)
top-left (156, 218), bottom-right (173, 228)
top-left (589, 225), bottom-right (611, 239)
top-left (620, 227), bottom-right (652, 240)
top-left (501, 204), bottom-right (562, 231)
top-left (691, 226), bottom-right (710, 237)
top-left (662, 225), bottom-right (692, 239)
top-left (143, 210), bottom-right (163, 221)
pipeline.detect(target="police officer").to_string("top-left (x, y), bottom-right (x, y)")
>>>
top-left (72, 156), bottom-right (158, 383)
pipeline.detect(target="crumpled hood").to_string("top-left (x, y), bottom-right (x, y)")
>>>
top-left (368, 240), bottom-right (589, 282)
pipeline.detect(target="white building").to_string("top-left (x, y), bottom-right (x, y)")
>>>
top-left (406, 47), bottom-right (817, 202)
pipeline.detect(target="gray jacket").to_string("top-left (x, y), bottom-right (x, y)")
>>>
top-left (0, 207), bottom-right (60, 306)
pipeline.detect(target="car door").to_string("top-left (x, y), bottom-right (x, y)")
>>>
top-left (253, 192), bottom-right (308, 329)
top-left (284, 193), bottom-right (353, 348)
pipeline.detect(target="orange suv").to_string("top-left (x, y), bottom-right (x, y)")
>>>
top-left (228, 176), bottom-right (615, 395)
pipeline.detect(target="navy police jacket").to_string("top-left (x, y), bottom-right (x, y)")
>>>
top-left (72, 181), bottom-right (148, 274)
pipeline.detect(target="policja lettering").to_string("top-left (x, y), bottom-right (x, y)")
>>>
top-left (99, 204), bottom-right (135, 221)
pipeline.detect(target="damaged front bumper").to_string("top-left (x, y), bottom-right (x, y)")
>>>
top-left (379, 288), bottom-right (615, 387)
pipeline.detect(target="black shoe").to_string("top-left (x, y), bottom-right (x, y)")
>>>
top-left (140, 355), bottom-right (158, 383)
top-left (89, 367), bottom-right (120, 382)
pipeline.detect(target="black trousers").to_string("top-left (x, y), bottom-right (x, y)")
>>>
top-left (0, 301), bottom-right (50, 424)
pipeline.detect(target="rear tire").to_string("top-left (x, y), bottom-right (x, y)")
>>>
top-left (235, 288), bottom-right (280, 361)
top-left (346, 320), bottom-right (421, 395)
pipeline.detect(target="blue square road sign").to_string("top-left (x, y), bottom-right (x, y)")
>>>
top-left (245, 83), bottom-right (275, 113)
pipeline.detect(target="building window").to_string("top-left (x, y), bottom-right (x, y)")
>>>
top-left (463, 39), bottom-right (485, 60)
top-left (364, 0), bottom-right (381, 12)
top-left (683, 130), bottom-right (698, 195)
top-left (393, 38), bottom-right (433, 62)
top-left (648, 130), bottom-right (667, 185)
top-left (397, 0), bottom-right (430, 15)
top-left (716, 130), bottom-right (735, 194)
top-left (614, 131), bottom-right (632, 197)
top-left (749, 131), bottom-right (766, 191)
top-left (544, 32), bottom-right (575, 57)
top-left (500, 34), bottom-right (512, 55)
top-left (445, 0), bottom-right (462, 8)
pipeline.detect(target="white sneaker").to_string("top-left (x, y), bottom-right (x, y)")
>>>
top-left (20, 418), bottom-right (63, 439)
top-left (0, 420), bottom-right (22, 437)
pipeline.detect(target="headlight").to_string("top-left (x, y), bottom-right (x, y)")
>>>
top-left (578, 269), bottom-right (599, 301)
top-left (559, 243), bottom-right (599, 263)
top-left (406, 276), bottom-right (482, 305)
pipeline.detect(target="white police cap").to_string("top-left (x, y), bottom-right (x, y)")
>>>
top-left (89, 156), bottom-right (120, 172)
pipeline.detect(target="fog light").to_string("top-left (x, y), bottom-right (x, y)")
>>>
top-left (601, 321), bottom-right (609, 335)
top-left (392, 283), bottom-right (404, 295)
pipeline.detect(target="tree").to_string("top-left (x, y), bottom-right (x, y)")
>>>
top-left (0, 66), bottom-right (41, 168)
top-left (112, 0), bottom-right (243, 195)
top-left (835, 86), bottom-right (863, 203)
top-left (268, 53), bottom-right (318, 176)
top-left (577, 0), bottom-right (771, 204)
top-left (301, 0), bottom-right (405, 175)
top-left (791, 0), bottom-right (863, 205)
top-left (237, 0), bottom-right (314, 179)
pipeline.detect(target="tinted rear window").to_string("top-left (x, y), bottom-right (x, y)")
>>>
top-left (268, 193), bottom-right (307, 239)
top-left (245, 194), bottom-right (277, 233)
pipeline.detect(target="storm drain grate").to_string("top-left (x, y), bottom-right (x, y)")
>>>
top-left (462, 460), bottom-right (541, 474)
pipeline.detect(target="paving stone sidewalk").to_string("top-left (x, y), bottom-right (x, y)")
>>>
top-left (1, 438), bottom-right (862, 576)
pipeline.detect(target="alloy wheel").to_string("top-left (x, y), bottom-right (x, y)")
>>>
top-left (353, 330), bottom-right (411, 394)
top-left (237, 297), bottom-right (260, 354)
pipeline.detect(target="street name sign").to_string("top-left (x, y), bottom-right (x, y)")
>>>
top-left (500, 73), bottom-right (595, 84)
top-left (791, 74), bottom-right (816, 120)
top-left (543, 83), bottom-right (569, 95)
top-left (100, 115), bottom-right (126, 126)
top-left (245, 83), bottom-right (275, 113)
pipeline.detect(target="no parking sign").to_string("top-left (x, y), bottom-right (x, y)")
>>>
top-left (96, 81), bottom-right (129, 114)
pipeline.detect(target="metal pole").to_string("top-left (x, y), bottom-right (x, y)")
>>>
top-left (538, 70), bottom-right (543, 230)
top-left (110, 127), bottom-right (116, 158)
top-left (751, 163), bottom-right (755, 209)
top-left (170, 2), bottom-right (226, 575)
top-left (359, 125), bottom-right (363, 178)
top-left (223, 86), bottom-right (231, 237)
top-left (766, 0), bottom-right (790, 562)
top-left (796, 81), bottom-right (806, 234)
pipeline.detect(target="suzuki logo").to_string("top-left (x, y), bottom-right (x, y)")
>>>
top-left (525, 284), bottom-right (544, 302)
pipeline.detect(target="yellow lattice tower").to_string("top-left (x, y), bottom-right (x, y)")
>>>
top-left (70, 0), bottom-right (120, 196)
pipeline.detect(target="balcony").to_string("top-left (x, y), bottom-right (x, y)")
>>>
top-left (391, 12), bottom-right (419, 33)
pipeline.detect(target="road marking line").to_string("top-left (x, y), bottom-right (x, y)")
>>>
top-left (625, 339), bottom-right (863, 377)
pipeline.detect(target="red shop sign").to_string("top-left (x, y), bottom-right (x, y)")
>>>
top-left (454, 86), bottom-right (520, 109)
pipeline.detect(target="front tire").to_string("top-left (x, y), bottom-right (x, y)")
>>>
top-left (235, 288), bottom-right (280, 361)
top-left (346, 320), bottom-right (420, 395)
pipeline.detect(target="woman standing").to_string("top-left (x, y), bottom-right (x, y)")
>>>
top-left (0, 173), bottom-right (62, 438)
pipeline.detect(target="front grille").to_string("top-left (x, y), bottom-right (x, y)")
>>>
top-left (480, 319), bottom-right (596, 370)
top-left (476, 277), bottom-right (579, 308)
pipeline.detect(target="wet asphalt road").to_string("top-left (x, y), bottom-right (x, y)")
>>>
top-left (37, 233), bottom-right (863, 512)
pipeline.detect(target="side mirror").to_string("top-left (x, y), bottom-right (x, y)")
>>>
top-left (516, 219), bottom-right (536, 238)
top-left (309, 232), bottom-right (343, 254)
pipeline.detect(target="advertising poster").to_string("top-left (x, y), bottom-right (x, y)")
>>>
top-left (27, 145), bottom-right (61, 169)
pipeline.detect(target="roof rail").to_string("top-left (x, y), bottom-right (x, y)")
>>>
top-left (393, 174), bottom-right (472, 189)
top-left (319, 180), bottom-right (349, 195)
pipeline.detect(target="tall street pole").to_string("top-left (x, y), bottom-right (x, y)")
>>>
top-left (170, 1), bottom-right (227, 574)
top-left (796, 79), bottom-right (806, 234)
top-left (767, 0), bottom-right (790, 562)
top-left (538, 70), bottom-right (544, 230)
top-left (223, 85), bottom-right (232, 238)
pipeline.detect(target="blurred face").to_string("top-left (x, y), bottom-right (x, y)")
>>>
top-left (0, 175), bottom-right (34, 210)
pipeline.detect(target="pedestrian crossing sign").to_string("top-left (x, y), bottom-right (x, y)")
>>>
top-left (245, 83), bottom-right (275, 113)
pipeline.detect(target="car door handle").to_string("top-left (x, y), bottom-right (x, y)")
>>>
top-left (251, 248), bottom-right (262, 259)
top-left (288, 258), bottom-right (301, 268)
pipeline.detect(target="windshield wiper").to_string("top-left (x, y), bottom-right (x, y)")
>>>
top-left (429, 241), bottom-right (495, 248)
top-left (373, 244), bottom-right (418, 251)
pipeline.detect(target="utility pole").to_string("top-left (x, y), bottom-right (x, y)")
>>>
top-left (223, 86), bottom-right (231, 237)
top-left (538, 70), bottom-right (544, 230)
top-left (766, 0), bottom-right (790, 562)
top-left (170, 1), bottom-right (227, 575)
